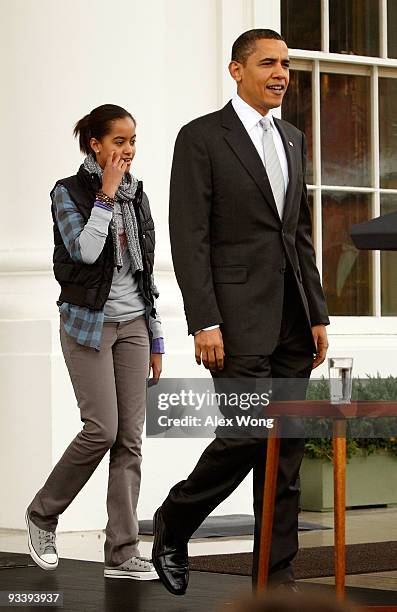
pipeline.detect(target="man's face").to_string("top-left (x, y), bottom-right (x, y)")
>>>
top-left (229, 38), bottom-right (290, 115)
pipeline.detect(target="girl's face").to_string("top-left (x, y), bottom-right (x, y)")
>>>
top-left (90, 116), bottom-right (136, 172)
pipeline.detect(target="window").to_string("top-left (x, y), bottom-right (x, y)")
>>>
top-left (379, 76), bottom-right (397, 189)
top-left (380, 194), bottom-right (397, 315)
top-left (282, 69), bottom-right (313, 183)
top-left (320, 72), bottom-right (371, 187)
top-left (281, 0), bottom-right (321, 51)
top-left (329, 0), bottom-right (379, 57)
top-left (281, 1), bottom-right (397, 316)
top-left (322, 192), bottom-right (373, 315)
top-left (388, 0), bottom-right (397, 59)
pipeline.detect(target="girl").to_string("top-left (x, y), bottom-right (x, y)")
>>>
top-left (26, 104), bottom-right (163, 580)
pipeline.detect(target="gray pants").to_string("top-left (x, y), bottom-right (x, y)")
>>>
top-left (28, 316), bottom-right (150, 566)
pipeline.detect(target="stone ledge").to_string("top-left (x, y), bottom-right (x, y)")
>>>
top-left (0, 249), bottom-right (174, 275)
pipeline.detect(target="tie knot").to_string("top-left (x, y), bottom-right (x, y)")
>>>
top-left (260, 116), bottom-right (271, 131)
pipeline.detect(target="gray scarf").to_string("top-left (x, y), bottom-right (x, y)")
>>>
top-left (83, 155), bottom-right (143, 273)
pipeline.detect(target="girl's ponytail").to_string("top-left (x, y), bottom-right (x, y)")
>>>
top-left (73, 113), bottom-right (92, 156)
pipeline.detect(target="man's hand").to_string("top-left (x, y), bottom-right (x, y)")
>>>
top-left (149, 353), bottom-right (162, 382)
top-left (194, 328), bottom-right (225, 371)
top-left (311, 325), bottom-right (329, 369)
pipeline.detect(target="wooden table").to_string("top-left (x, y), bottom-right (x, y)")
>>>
top-left (256, 400), bottom-right (397, 602)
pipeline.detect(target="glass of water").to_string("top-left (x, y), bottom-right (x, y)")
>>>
top-left (328, 357), bottom-right (353, 404)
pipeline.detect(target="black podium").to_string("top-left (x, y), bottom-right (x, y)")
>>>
top-left (351, 210), bottom-right (397, 250)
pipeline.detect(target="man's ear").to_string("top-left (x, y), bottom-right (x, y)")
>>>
top-left (228, 60), bottom-right (243, 84)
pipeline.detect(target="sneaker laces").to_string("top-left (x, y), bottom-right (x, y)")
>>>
top-left (39, 529), bottom-right (56, 555)
top-left (126, 556), bottom-right (153, 570)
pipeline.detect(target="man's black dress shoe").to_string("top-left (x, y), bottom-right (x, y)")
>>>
top-left (152, 507), bottom-right (189, 596)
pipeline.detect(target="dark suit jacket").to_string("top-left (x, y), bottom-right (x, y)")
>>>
top-left (169, 101), bottom-right (330, 356)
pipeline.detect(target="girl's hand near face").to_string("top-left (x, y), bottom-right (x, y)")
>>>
top-left (101, 151), bottom-right (127, 198)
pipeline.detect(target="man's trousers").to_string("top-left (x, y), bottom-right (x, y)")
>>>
top-left (161, 269), bottom-right (314, 585)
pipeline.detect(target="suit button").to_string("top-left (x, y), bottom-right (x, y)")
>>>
top-left (281, 229), bottom-right (285, 237)
top-left (280, 267), bottom-right (286, 274)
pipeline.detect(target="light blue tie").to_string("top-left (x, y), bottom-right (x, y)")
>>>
top-left (260, 116), bottom-right (285, 218)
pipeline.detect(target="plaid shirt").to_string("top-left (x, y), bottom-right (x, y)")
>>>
top-left (53, 184), bottom-right (164, 353)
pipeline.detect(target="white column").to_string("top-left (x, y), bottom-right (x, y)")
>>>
top-left (0, 0), bottom-right (256, 530)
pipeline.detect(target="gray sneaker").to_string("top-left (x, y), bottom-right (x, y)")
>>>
top-left (104, 556), bottom-right (159, 581)
top-left (25, 510), bottom-right (58, 570)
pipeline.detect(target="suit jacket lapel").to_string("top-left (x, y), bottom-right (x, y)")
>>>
top-left (221, 102), bottom-right (280, 220)
top-left (273, 117), bottom-right (298, 222)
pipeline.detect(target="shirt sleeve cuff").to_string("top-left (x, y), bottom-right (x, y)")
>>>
top-left (94, 200), bottom-right (113, 213)
top-left (151, 337), bottom-right (165, 354)
top-left (194, 324), bottom-right (220, 335)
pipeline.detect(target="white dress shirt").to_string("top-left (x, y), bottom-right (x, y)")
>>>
top-left (198, 95), bottom-right (290, 334)
top-left (231, 93), bottom-right (289, 203)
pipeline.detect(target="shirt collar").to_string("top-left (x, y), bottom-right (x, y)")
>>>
top-left (232, 93), bottom-right (276, 132)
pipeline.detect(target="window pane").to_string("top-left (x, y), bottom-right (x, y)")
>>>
top-left (388, 0), bottom-right (397, 59)
top-left (321, 73), bottom-right (371, 187)
top-left (381, 194), bottom-right (397, 315)
top-left (281, 0), bottom-right (321, 51)
top-left (322, 192), bottom-right (373, 315)
top-left (282, 70), bottom-right (313, 184)
top-left (379, 78), bottom-right (397, 189)
top-left (329, 0), bottom-right (380, 56)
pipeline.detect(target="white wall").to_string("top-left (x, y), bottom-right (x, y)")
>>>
top-left (0, 0), bottom-right (246, 532)
top-left (1, 0), bottom-right (396, 533)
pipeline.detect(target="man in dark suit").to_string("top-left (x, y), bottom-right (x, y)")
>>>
top-left (152, 29), bottom-right (329, 595)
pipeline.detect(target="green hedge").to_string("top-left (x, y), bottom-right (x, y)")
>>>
top-left (304, 374), bottom-right (397, 461)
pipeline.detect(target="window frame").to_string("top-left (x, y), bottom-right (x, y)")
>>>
top-left (249, 0), bottom-right (397, 326)
top-left (289, 58), bottom-right (397, 319)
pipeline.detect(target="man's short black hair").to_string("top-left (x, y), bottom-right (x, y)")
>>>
top-left (231, 29), bottom-right (286, 65)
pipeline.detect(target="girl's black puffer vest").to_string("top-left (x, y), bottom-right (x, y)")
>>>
top-left (51, 164), bottom-right (156, 314)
